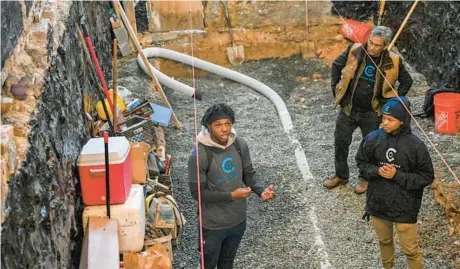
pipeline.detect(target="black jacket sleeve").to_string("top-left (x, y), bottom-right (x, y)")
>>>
top-left (355, 135), bottom-right (380, 181)
top-left (238, 138), bottom-right (265, 196)
top-left (396, 60), bottom-right (413, 96)
top-left (188, 146), bottom-right (233, 202)
top-left (331, 44), bottom-right (354, 97)
top-left (393, 143), bottom-right (434, 191)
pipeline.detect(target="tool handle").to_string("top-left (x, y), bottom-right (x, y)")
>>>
top-left (221, 1), bottom-right (236, 46)
top-left (104, 131), bottom-right (111, 218)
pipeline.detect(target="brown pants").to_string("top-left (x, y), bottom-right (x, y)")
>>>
top-left (371, 216), bottom-right (424, 269)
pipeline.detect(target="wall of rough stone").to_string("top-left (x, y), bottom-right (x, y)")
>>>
top-left (383, 1), bottom-right (460, 89)
top-left (330, 0), bottom-right (377, 21)
top-left (1, 1), bottom-right (112, 268)
top-left (137, 1), bottom-right (347, 76)
top-left (331, 1), bottom-right (460, 90)
top-left (1, 1), bottom-right (23, 69)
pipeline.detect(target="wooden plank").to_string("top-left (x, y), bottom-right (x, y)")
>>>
top-left (124, 0), bottom-right (137, 34)
top-left (79, 217), bottom-right (119, 269)
top-left (113, 0), bottom-right (181, 129)
top-left (112, 39), bottom-right (118, 133)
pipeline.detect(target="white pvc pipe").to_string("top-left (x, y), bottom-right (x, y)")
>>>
top-left (137, 47), bottom-right (293, 133)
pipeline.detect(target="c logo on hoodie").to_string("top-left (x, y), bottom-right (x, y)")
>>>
top-left (222, 157), bottom-right (236, 174)
top-left (386, 148), bottom-right (397, 162)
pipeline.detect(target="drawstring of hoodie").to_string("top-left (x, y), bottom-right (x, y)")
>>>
top-left (188, 2), bottom-right (206, 268)
top-left (330, 2), bottom-right (459, 184)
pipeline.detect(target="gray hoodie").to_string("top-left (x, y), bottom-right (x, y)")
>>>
top-left (188, 128), bottom-right (265, 230)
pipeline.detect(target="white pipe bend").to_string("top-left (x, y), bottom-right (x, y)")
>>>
top-left (137, 47), bottom-right (293, 133)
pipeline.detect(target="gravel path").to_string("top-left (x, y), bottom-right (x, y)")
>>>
top-left (119, 55), bottom-right (458, 269)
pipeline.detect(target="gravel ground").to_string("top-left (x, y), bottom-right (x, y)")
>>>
top-left (118, 55), bottom-right (459, 269)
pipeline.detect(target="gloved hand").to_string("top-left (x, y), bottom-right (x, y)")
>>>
top-left (362, 212), bottom-right (370, 222)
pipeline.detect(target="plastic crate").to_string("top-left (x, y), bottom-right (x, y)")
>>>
top-left (117, 116), bottom-right (156, 145)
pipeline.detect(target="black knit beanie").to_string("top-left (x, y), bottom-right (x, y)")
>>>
top-left (201, 103), bottom-right (235, 127)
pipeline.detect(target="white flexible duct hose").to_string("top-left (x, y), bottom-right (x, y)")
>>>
top-left (137, 47), bottom-right (293, 133)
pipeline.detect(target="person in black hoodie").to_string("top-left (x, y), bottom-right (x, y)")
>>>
top-left (356, 96), bottom-right (434, 269)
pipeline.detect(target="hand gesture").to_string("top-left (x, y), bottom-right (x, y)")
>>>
top-left (378, 164), bottom-right (397, 180)
top-left (231, 187), bottom-right (252, 200)
top-left (261, 184), bottom-right (275, 201)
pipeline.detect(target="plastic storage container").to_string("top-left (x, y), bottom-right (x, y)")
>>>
top-left (83, 184), bottom-right (146, 253)
top-left (117, 116), bottom-right (156, 145)
top-left (78, 137), bottom-right (132, 205)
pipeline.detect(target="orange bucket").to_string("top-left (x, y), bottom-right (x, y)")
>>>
top-left (340, 19), bottom-right (373, 44)
top-left (434, 92), bottom-right (460, 134)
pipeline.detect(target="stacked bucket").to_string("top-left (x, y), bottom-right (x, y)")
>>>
top-left (434, 93), bottom-right (460, 134)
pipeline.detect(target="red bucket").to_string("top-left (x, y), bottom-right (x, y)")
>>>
top-left (434, 92), bottom-right (460, 134)
top-left (340, 19), bottom-right (373, 44)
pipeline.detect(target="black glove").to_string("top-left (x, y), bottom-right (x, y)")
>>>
top-left (362, 212), bottom-right (370, 222)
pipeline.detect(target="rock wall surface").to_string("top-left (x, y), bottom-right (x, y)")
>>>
top-left (1, 1), bottom-right (23, 69)
top-left (1, 1), bottom-right (112, 268)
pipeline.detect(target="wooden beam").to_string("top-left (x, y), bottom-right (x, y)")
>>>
top-left (124, 0), bottom-right (137, 34)
top-left (113, 0), bottom-right (181, 129)
top-left (112, 39), bottom-right (118, 133)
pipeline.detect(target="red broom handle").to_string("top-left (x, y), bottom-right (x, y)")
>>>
top-left (82, 26), bottom-right (114, 110)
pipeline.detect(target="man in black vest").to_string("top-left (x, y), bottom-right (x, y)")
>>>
top-left (324, 26), bottom-right (413, 194)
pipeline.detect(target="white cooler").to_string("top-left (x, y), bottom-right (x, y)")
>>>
top-left (83, 184), bottom-right (145, 253)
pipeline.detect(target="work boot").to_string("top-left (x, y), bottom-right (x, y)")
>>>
top-left (354, 178), bottom-right (368, 194)
top-left (323, 176), bottom-right (348, 189)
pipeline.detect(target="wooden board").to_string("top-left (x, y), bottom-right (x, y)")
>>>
top-left (79, 217), bottom-right (119, 269)
top-left (124, 0), bottom-right (137, 33)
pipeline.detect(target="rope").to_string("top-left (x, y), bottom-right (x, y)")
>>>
top-left (329, 2), bottom-right (459, 184)
top-left (188, 1), bottom-right (205, 268)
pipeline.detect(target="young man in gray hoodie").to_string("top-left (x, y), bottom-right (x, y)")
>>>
top-left (188, 103), bottom-right (275, 269)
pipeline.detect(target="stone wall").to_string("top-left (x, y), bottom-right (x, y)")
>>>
top-left (137, 1), bottom-right (347, 76)
top-left (330, 0), bottom-right (377, 21)
top-left (1, 1), bottom-right (23, 69)
top-left (383, 1), bottom-right (460, 89)
top-left (1, 1), bottom-right (112, 268)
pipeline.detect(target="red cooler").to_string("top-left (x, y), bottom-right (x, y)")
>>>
top-left (78, 137), bottom-right (132, 205)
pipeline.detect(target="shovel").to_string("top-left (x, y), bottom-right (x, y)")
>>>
top-left (221, 1), bottom-right (245, 66)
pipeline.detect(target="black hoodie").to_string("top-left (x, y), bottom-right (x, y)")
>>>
top-left (355, 97), bottom-right (434, 223)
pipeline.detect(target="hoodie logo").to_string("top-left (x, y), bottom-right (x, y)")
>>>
top-left (386, 148), bottom-right (397, 162)
top-left (384, 105), bottom-right (390, 113)
top-left (221, 157), bottom-right (235, 174)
